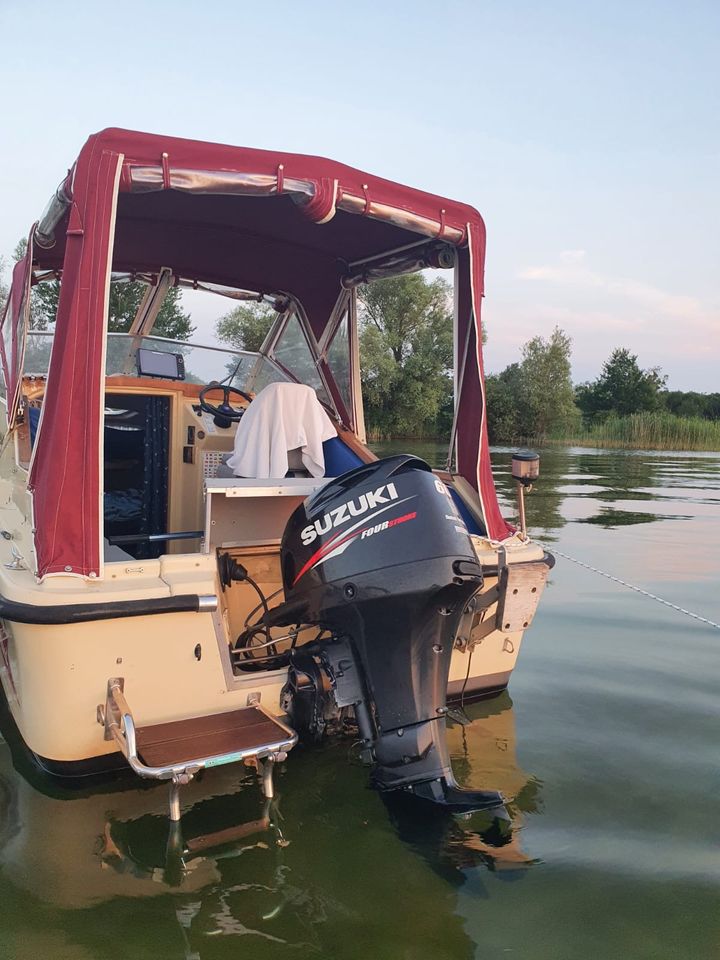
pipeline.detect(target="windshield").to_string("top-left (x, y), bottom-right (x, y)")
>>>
top-left (24, 331), bottom-right (289, 394)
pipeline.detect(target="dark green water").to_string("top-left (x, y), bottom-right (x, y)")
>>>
top-left (1, 445), bottom-right (719, 959)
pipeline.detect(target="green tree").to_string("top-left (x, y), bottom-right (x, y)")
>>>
top-left (11, 239), bottom-right (195, 339)
top-left (106, 281), bottom-right (195, 339)
top-left (486, 327), bottom-right (579, 443)
top-left (518, 327), bottom-right (580, 438)
top-left (576, 347), bottom-right (666, 420)
top-left (215, 302), bottom-right (277, 352)
top-left (663, 390), bottom-right (720, 421)
top-left (485, 363), bottom-right (525, 443)
top-left (358, 274), bottom-right (453, 438)
top-left (13, 238), bottom-right (60, 331)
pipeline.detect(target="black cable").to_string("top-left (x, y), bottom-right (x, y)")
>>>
top-left (244, 587), bottom-right (283, 628)
top-left (229, 571), bottom-right (328, 672)
top-left (459, 645), bottom-right (474, 711)
top-left (243, 574), bottom-right (269, 618)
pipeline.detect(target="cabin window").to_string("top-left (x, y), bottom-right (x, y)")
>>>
top-left (23, 330), bottom-right (54, 378)
top-left (272, 312), bottom-right (331, 406)
top-left (326, 312), bottom-right (352, 414)
top-left (20, 273), bottom-right (60, 375)
top-left (0, 261), bottom-right (35, 406)
top-left (0, 315), bottom-right (11, 401)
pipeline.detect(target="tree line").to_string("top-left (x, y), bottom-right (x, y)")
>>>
top-left (485, 331), bottom-right (719, 444)
top-left (2, 247), bottom-right (716, 446)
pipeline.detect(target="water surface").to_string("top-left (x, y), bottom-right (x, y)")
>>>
top-left (1, 445), bottom-right (718, 959)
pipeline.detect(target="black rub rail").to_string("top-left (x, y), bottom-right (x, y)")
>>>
top-left (0, 593), bottom-right (215, 626)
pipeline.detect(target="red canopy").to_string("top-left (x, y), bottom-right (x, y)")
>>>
top-left (25, 128), bottom-right (511, 580)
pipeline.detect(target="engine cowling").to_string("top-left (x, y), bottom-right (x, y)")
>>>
top-left (265, 455), bottom-right (504, 812)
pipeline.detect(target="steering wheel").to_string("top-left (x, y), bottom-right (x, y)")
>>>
top-left (199, 382), bottom-right (252, 428)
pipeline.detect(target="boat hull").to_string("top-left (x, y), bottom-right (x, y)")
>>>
top-left (0, 456), bottom-right (550, 769)
top-left (0, 571), bottom-right (542, 770)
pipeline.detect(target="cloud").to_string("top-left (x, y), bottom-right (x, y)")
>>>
top-left (482, 251), bottom-right (720, 390)
top-left (559, 249), bottom-right (586, 263)
top-left (517, 251), bottom-right (714, 326)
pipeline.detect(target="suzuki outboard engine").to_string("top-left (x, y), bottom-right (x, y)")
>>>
top-left (264, 455), bottom-right (503, 812)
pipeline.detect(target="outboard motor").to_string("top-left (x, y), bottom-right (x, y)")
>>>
top-left (264, 455), bottom-right (504, 812)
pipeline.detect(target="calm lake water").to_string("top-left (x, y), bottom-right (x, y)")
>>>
top-left (1, 445), bottom-right (719, 959)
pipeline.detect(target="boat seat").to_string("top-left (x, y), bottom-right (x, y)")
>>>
top-left (227, 382), bottom-right (336, 478)
top-left (322, 435), bottom-right (364, 476)
top-left (215, 437), bottom-right (364, 479)
top-left (28, 405), bottom-right (41, 446)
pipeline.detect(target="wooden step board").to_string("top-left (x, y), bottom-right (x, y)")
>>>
top-left (135, 706), bottom-right (291, 768)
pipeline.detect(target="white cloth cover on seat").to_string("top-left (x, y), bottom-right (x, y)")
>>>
top-left (227, 382), bottom-right (337, 479)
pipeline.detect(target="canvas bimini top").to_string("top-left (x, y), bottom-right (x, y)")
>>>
top-left (2, 128), bottom-right (512, 580)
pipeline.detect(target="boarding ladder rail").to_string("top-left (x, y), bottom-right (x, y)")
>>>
top-left (97, 679), bottom-right (298, 823)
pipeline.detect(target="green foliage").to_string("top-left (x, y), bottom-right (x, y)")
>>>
top-left (663, 390), bottom-right (720, 420)
top-left (14, 237), bottom-right (59, 331)
top-left (28, 281), bottom-right (58, 330)
top-left (12, 238), bottom-right (195, 339)
top-left (358, 274), bottom-right (453, 438)
top-left (107, 282), bottom-right (195, 339)
top-left (486, 327), bottom-right (580, 443)
top-left (485, 363), bottom-right (525, 443)
top-left (520, 327), bottom-right (580, 438)
top-left (551, 411), bottom-right (720, 451)
top-left (576, 347), bottom-right (666, 420)
top-left (215, 302), bottom-right (277, 352)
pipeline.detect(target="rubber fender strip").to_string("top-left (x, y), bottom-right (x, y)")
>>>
top-left (0, 593), bottom-right (215, 626)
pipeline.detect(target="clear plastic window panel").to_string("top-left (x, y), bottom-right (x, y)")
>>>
top-left (326, 314), bottom-right (351, 413)
top-left (0, 313), bottom-right (12, 398)
top-left (23, 332), bottom-right (293, 398)
top-left (23, 332), bottom-right (54, 377)
top-left (272, 313), bottom-right (330, 405)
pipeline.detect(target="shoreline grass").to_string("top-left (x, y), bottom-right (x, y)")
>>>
top-left (371, 413), bottom-right (720, 452)
top-left (543, 412), bottom-right (720, 452)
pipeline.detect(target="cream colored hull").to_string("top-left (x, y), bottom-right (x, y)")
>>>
top-left (0, 441), bottom-right (548, 766)
top-left (0, 575), bottom-right (538, 766)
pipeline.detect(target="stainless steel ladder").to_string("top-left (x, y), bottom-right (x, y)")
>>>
top-left (97, 678), bottom-right (297, 823)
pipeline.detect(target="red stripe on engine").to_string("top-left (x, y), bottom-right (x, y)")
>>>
top-left (387, 511), bottom-right (417, 528)
top-left (293, 526), bottom-right (370, 585)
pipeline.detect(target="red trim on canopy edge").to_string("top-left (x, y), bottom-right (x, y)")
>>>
top-left (29, 143), bottom-right (123, 580)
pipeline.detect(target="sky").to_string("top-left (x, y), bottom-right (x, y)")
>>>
top-left (0, 0), bottom-right (717, 390)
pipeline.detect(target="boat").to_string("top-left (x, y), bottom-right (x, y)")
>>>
top-left (0, 128), bottom-right (552, 821)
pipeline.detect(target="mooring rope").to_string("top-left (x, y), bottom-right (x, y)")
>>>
top-left (549, 546), bottom-right (720, 631)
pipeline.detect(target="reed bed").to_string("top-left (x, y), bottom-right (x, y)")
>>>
top-left (547, 412), bottom-right (720, 451)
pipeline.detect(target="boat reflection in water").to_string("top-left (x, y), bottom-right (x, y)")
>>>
top-left (0, 693), bottom-right (540, 953)
top-left (0, 731), bottom-right (271, 902)
top-left (446, 692), bottom-right (542, 871)
top-left (387, 691), bottom-right (541, 876)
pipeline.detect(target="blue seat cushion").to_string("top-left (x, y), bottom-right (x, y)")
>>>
top-left (448, 487), bottom-right (486, 536)
top-left (322, 436), bottom-right (364, 477)
top-left (29, 406), bottom-right (41, 446)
